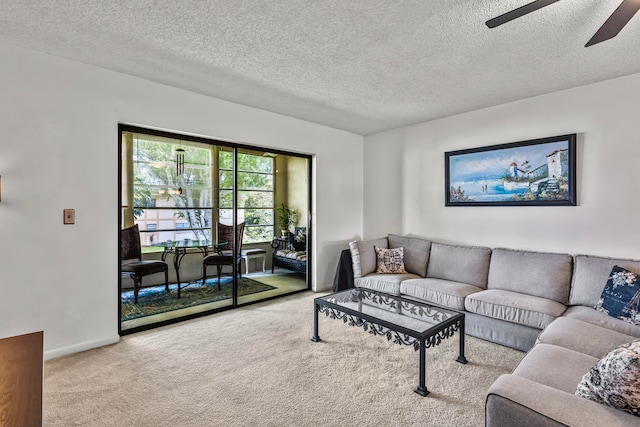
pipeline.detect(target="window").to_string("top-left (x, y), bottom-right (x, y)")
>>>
top-left (219, 150), bottom-right (274, 243)
top-left (123, 132), bottom-right (280, 246)
top-left (126, 133), bottom-right (213, 247)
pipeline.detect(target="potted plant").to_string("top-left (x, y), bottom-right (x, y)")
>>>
top-left (276, 204), bottom-right (298, 238)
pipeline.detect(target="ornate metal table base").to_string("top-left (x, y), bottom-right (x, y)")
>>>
top-left (162, 246), bottom-right (208, 298)
top-left (312, 289), bottom-right (467, 397)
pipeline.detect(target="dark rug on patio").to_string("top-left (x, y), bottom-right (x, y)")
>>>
top-left (121, 277), bottom-right (276, 321)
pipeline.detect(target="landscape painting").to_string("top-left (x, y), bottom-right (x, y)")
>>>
top-left (445, 134), bottom-right (577, 206)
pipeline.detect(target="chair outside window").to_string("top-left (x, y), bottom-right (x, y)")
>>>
top-left (121, 224), bottom-right (169, 303)
top-left (202, 222), bottom-right (245, 289)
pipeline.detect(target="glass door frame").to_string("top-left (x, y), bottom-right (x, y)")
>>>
top-left (118, 124), bottom-right (312, 335)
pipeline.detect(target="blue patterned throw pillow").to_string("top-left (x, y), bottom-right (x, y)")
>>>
top-left (595, 266), bottom-right (640, 326)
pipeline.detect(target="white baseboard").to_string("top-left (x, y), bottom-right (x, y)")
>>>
top-left (44, 335), bottom-right (120, 361)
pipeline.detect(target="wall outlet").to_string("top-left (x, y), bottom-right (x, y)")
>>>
top-left (63, 209), bottom-right (75, 224)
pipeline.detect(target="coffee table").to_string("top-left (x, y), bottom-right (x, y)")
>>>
top-left (312, 288), bottom-right (467, 396)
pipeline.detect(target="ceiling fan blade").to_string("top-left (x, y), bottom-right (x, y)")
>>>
top-left (486, 0), bottom-right (561, 28)
top-left (585, 0), bottom-right (640, 47)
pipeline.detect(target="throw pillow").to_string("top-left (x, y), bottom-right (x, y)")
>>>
top-left (374, 246), bottom-right (406, 274)
top-left (576, 340), bottom-right (640, 417)
top-left (294, 228), bottom-right (306, 244)
top-left (290, 228), bottom-right (306, 251)
top-left (595, 265), bottom-right (640, 326)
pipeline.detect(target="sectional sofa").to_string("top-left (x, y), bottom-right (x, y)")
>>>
top-left (342, 235), bottom-right (640, 426)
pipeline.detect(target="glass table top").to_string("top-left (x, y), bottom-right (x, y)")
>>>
top-left (316, 288), bottom-right (462, 335)
top-left (155, 240), bottom-right (228, 249)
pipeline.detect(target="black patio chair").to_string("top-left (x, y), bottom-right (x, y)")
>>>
top-left (121, 224), bottom-right (169, 303)
top-left (202, 222), bottom-right (245, 290)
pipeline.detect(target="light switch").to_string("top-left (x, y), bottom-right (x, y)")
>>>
top-left (63, 209), bottom-right (75, 224)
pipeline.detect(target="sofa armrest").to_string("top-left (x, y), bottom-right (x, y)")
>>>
top-left (487, 374), bottom-right (640, 427)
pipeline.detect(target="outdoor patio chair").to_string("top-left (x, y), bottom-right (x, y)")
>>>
top-left (202, 222), bottom-right (245, 289)
top-left (121, 224), bottom-right (169, 303)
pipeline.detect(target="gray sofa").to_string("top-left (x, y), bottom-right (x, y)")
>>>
top-left (348, 235), bottom-right (640, 426)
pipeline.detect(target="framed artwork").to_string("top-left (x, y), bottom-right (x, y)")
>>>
top-left (445, 134), bottom-right (577, 207)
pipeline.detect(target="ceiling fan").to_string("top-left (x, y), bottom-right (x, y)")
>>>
top-left (486, 0), bottom-right (640, 47)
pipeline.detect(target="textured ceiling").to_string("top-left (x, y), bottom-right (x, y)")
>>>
top-left (1, 1), bottom-right (640, 135)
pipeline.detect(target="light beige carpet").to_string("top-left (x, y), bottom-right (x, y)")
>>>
top-left (44, 292), bottom-right (524, 426)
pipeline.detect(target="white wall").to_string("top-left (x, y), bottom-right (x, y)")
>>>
top-left (0, 43), bottom-right (363, 359)
top-left (364, 72), bottom-right (640, 261)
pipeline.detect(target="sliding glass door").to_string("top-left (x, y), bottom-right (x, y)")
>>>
top-left (119, 125), bottom-right (310, 334)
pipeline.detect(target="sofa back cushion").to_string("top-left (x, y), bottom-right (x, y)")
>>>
top-left (426, 242), bottom-right (491, 289)
top-left (349, 237), bottom-right (388, 278)
top-left (488, 248), bottom-right (573, 304)
top-left (388, 234), bottom-right (431, 277)
top-left (571, 255), bottom-right (640, 307)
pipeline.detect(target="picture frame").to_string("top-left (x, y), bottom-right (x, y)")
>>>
top-left (445, 134), bottom-right (577, 207)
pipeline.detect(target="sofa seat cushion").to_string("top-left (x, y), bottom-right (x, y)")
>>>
top-left (275, 249), bottom-right (306, 261)
top-left (539, 317), bottom-right (638, 359)
top-left (563, 305), bottom-right (640, 338)
top-left (400, 278), bottom-right (483, 311)
top-left (465, 289), bottom-right (566, 329)
top-left (487, 248), bottom-right (573, 304)
top-left (512, 343), bottom-right (598, 394)
top-left (355, 272), bottom-right (421, 295)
